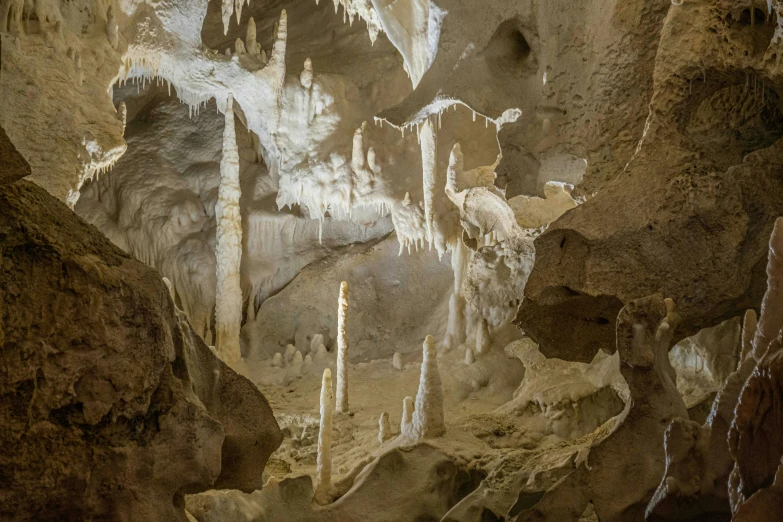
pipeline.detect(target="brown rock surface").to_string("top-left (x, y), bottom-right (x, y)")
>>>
top-left (0, 125), bottom-right (30, 185)
top-left (0, 40), bottom-right (30, 185)
top-left (0, 180), bottom-right (281, 520)
top-left (517, 1), bottom-right (783, 362)
top-left (517, 139), bottom-right (783, 361)
top-left (728, 349), bottom-right (783, 513)
top-left (509, 295), bottom-right (688, 521)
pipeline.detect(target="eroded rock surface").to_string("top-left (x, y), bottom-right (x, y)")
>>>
top-left (0, 180), bottom-right (281, 520)
top-left (0, 125), bottom-right (29, 185)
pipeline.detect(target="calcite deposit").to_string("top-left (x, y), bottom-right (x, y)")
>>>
top-left (4, 0), bottom-right (783, 520)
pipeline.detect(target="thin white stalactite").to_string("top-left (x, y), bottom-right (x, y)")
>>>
top-left (421, 115), bottom-right (437, 248)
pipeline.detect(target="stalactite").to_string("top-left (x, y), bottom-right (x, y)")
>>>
top-left (214, 95), bottom-right (243, 363)
top-left (336, 281), bottom-right (349, 412)
top-left (421, 115), bottom-right (437, 248)
top-left (315, 368), bottom-right (334, 504)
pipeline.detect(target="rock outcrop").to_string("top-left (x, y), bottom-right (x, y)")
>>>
top-left (728, 345), bottom-right (783, 520)
top-left (518, 0), bottom-right (783, 362)
top-left (186, 443), bottom-right (479, 522)
top-left (511, 295), bottom-right (688, 521)
top-left (0, 125), bottom-right (29, 185)
top-left (0, 180), bottom-right (281, 520)
top-left (517, 138), bottom-right (783, 362)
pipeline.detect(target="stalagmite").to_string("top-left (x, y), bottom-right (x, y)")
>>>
top-left (336, 281), bottom-right (349, 413)
top-left (378, 412), bottom-right (391, 443)
top-left (403, 335), bottom-right (446, 440)
top-left (271, 352), bottom-right (282, 367)
top-left (117, 102), bottom-right (127, 134)
top-left (421, 116), bottom-right (437, 247)
top-left (301, 58), bottom-right (313, 89)
top-left (314, 343), bottom-right (328, 363)
top-left (265, 10), bottom-right (288, 130)
top-left (465, 346), bottom-right (475, 365)
top-left (303, 354), bottom-right (313, 373)
top-left (352, 125), bottom-right (365, 173)
top-left (315, 368), bottom-right (334, 505)
top-left (446, 289), bottom-right (466, 349)
top-left (234, 38), bottom-right (246, 55)
top-left (310, 334), bottom-right (325, 352)
top-left (444, 171), bottom-right (470, 345)
top-left (400, 396), bottom-right (415, 438)
top-left (246, 17), bottom-right (257, 55)
top-left (393, 352), bottom-right (403, 370)
top-left (284, 343), bottom-right (297, 364)
top-left (752, 217), bottom-right (783, 359)
top-left (214, 95), bottom-right (243, 363)
top-left (741, 309), bottom-right (758, 364)
top-left (446, 143), bottom-right (462, 198)
top-left (284, 350), bottom-right (304, 384)
top-left (161, 277), bottom-right (178, 307)
top-left (74, 52), bottom-right (84, 86)
top-left (476, 318), bottom-right (490, 355)
top-left (269, 12), bottom-right (287, 74)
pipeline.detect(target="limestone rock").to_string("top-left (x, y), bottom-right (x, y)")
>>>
top-left (518, 141), bottom-right (783, 362)
top-left (186, 443), bottom-right (479, 522)
top-left (0, 124), bottom-right (30, 185)
top-left (0, 180), bottom-right (281, 520)
top-left (728, 349), bottom-right (783, 515)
